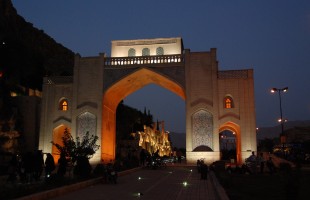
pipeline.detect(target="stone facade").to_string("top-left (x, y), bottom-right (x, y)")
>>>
top-left (39, 37), bottom-right (256, 165)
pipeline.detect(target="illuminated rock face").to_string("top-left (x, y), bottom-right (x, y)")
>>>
top-left (138, 122), bottom-right (172, 157)
top-left (39, 37), bottom-right (256, 165)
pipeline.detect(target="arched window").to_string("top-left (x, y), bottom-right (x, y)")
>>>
top-left (156, 47), bottom-right (164, 55)
top-left (128, 48), bottom-right (136, 57)
top-left (142, 48), bottom-right (150, 56)
top-left (59, 99), bottom-right (68, 111)
top-left (224, 96), bottom-right (234, 108)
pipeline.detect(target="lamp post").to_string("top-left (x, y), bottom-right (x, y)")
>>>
top-left (271, 87), bottom-right (288, 154)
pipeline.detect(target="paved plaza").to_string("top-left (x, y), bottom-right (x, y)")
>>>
top-left (48, 166), bottom-right (225, 200)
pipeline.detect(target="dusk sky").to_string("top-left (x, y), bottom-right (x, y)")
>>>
top-left (12, 0), bottom-right (310, 134)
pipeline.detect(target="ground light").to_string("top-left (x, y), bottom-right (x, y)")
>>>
top-left (133, 192), bottom-right (143, 198)
top-left (183, 181), bottom-right (188, 187)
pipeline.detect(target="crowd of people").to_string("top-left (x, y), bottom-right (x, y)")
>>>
top-left (6, 151), bottom-right (69, 184)
top-left (244, 151), bottom-right (275, 174)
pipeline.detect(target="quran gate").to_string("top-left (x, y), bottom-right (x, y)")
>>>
top-left (39, 37), bottom-right (256, 165)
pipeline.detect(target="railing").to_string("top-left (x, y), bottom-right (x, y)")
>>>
top-left (104, 54), bottom-right (183, 66)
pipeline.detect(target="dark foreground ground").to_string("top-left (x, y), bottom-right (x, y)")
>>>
top-left (216, 165), bottom-right (310, 200)
top-left (48, 166), bottom-right (221, 200)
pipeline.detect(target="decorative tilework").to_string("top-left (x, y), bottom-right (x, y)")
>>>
top-left (77, 112), bottom-right (96, 138)
top-left (192, 110), bottom-right (213, 150)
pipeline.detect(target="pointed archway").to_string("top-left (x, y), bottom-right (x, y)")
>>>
top-left (101, 68), bottom-right (185, 162)
top-left (219, 122), bottom-right (241, 164)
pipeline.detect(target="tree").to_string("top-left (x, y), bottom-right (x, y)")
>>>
top-left (51, 128), bottom-right (100, 165)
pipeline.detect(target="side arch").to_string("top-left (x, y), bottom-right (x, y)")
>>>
top-left (101, 68), bottom-right (185, 162)
top-left (52, 125), bottom-right (71, 163)
top-left (219, 121), bottom-right (241, 164)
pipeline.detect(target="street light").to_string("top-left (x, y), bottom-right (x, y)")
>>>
top-left (270, 87), bottom-right (288, 147)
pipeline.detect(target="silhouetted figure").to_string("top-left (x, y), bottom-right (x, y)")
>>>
top-left (153, 150), bottom-right (159, 158)
top-left (140, 149), bottom-right (146, 166)
top-left (45, 153), bottom-right (55, 178)
top-left (197, 159), bottom-right (202, 173)
top-left (23, 152), bottom-right (34, 183)
top-left (258, 153), bottom-right (265, 173)
top-left (245, 151), bottom-right (257, 174)
top-left (200, 163), bottom-right (208, 180)
top-left (33, 150), bottom-right (44, 181)
top-left (177, 150), bottom-right (182, 163)
top-left (57, 153), bottom-right (67, 177)
top-left (106, 160), bottom-right (117, 184)
top-left (266, 157), bottom-right (275, 175)
top-left (6, 155), bottom-right (18, 183)
top-left (18, 155), bottom-right (27, 183)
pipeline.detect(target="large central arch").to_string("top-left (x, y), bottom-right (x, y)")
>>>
top-left (101, 68), bottom-right (185, 161)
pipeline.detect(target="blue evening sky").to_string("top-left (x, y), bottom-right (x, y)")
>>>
top-left (12, 0), bottom-right (310, 133)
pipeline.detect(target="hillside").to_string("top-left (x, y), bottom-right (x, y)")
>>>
top-left (0, 0), bottom-right (74, 90)
top-left (257, 120), bottom-right (310, 140)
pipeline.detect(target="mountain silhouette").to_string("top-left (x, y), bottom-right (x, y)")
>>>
top-left (0, 0), bottom-right (74, 90)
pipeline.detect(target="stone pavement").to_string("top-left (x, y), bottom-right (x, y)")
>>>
top-left (47, 165), bottom-right (229, 200)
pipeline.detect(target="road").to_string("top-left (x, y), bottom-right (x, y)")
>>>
top-left (50, 166), bottom-right (220, 200)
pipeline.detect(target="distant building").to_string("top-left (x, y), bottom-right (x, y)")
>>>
top-left (0, 87), bottom-right (41, 154)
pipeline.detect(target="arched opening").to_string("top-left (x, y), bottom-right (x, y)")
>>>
top-left (223, 96), bottom-right (234, 109)
top-left (219, 130), bottom-right (236, 161)
top-left (52, 125), bottom-right (70, 163)
top-left (120, 84), bottom-right (186, 159)
top-left (219, 122), bottom-right (241, 164)
top-left (59, 99), bottom-right (69, 111)
top-left (101, 68), bottom-right (185, 162)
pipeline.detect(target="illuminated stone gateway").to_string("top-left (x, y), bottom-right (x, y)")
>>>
top-left (39, 37), bottom-right (256, 165)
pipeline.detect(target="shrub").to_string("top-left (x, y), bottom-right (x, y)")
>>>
top-left (73, 156), bottom-right (92, 178)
